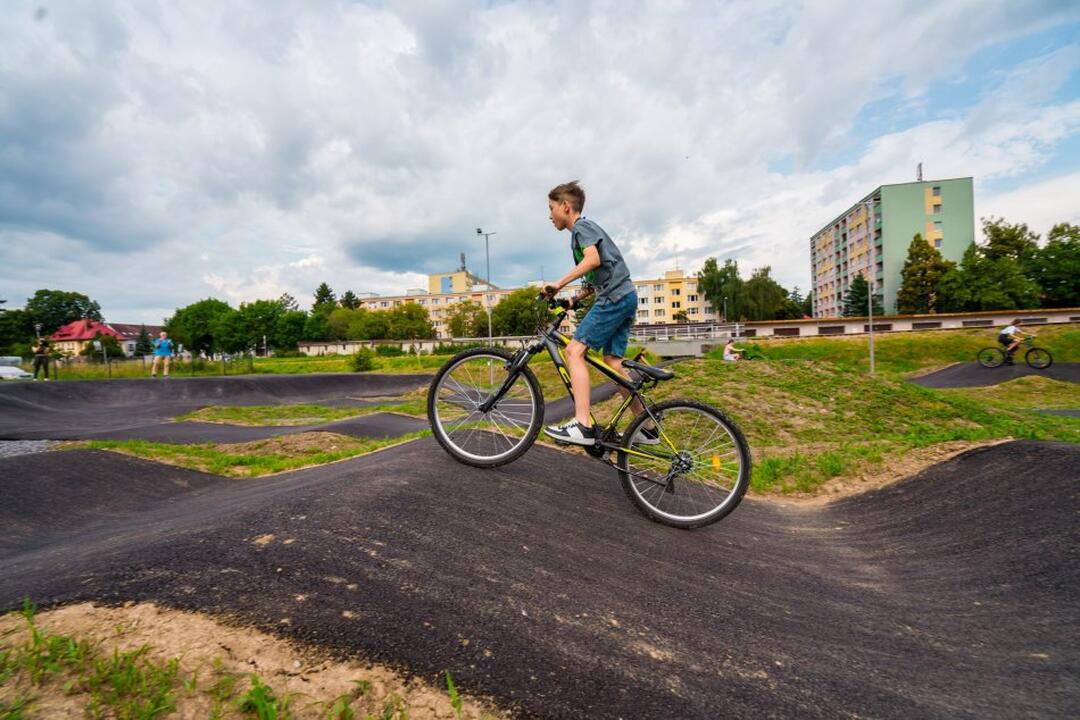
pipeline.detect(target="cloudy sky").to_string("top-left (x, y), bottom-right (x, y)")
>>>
top-left (2, 1), bottom-right (1078, 323)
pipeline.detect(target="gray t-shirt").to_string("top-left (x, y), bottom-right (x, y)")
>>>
top-left (571, 218), bottom-right (635, 302)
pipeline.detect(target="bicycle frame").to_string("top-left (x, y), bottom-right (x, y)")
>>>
top-left (478, 304), bottom-right (676, 462)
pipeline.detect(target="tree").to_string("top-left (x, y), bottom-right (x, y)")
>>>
top-left (672, 310), bottom-right (689, 323)
top-left (981, 216), bottom-right (1039, 277)
top-left (79, 332), bottom-right (124, 360)
top-left (223, 299), bottom-right (286, 353)
top-left (302, 312), bottom-right (331, 342)
top-left (351, 309), bottom-right (389, 340)
top-left (327, 307), bottom-right (357, 341)
top-left (165, 298), bottom-right (236, 356)
top-left (312, 283), bottom-right (336, 312)
top-left (339, 290), bottom-right (360, 310)
top-left (278, 293), bottom-right (300, 312)
top-left (842, 274), bottom-right (883, 317)
top-left (742, 266), bottom-right (789, 321)
top-left (134, 325), bottom-right (154, 356)
top-left (1032, 223), bottom-right (1080, 308)
top-left (698, 258), bottom-right (743, 321)
top-left (445, 300), bottom-right (488, 338)
top-left (24, 289), bottom-right (103, 334)
top-left (948, 242), bottom-right (1040, 311)
top-left (492, 288), bottom-right (543, 336)
top-left (573, 294), bottom-right (596, 326)
top-left (896, 234), bottom-right (955, 314)
top-left (385, 304), bottom-right (435, 339)
top-left (0, 307), bottom-right (33, 355)
top-left (275, 310), bottom-right (308, 350)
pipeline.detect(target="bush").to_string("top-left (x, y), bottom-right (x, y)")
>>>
top-left (374, 344), bottom-right (404, 357)
top-left (272, 348), bottom-right (306, 358)
top-left (349, 348), bottom-right (379, 372)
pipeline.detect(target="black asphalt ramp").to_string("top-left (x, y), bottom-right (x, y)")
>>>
top-left (0, 373), bottom-right (431, 440)
top-left (911, 362), bottom-right (1080, 388)
top-left (77, 413), bottom-right (428, 444)
top-left (1, 440), bottom-right (1076, 718)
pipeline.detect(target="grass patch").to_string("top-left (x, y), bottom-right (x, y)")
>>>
top-left (70, 431), bottom-right (429, 478)
top-left (709, 324), bottom-right (1079, 375)
top-left (635, 357), bottom-right (1079, 494)
top-left (178, 391), bottom-right (430, 427)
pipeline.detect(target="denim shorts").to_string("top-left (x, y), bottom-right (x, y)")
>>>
top-left (573, 291), bottom-right (638, 357)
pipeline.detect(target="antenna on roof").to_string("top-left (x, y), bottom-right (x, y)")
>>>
top-left (916, 162), bottom-right (923, 182)
top-left (459, 252), bottom-right (466, 272)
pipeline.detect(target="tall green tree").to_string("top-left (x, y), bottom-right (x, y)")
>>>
top-left (79, 332), bottom-right (124, 360)
top-left (385, 304), bottom-right (435, 339)
top-left (981, 216), bottom-right (1039, 277)
top-left (492, 288), bottom-right (544, 336)
top-left (351, 309), bottom-right (389, 340)
top-left (165, 298), bottom-right (236, 355)
top-left (742, 266), bottom-right (789, 321)
top-left (445, 300), bottom-right (488, 337)
top-left (896, 234), bottom-right (955, 314)
top-left (278, 293), bottom-right (300, 312)
top-left (697, 258), bottom-right (743, 321)
top-left (326, 307), bottom-right (357, 341)
top-left (339, 290), bottom-right (360, 310)
top-left (312, 283), bottom-right (336, 312)
top-left (842, 274), bottom-right (884, 317)
top-left (949, 242), bottom-right (1040, 311)
top-left (0, 307), bottom-right (34, 355)
top-left (275, 310), bottom-right (308, 350)
top-left (24, 289), bottom-right (103, 334)
top-left (1032, 223), bottom-right (1079, 308)
top-left (134, 325), bottom-right (154, 356)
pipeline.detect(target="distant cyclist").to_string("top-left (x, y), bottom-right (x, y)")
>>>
top-left (997, 319), bottom-right (1031, 365)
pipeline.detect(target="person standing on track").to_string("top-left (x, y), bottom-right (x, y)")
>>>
top-left (150, 330), bottom-right (174, 377)
top-left (32, 338), bottom-right (51, 380)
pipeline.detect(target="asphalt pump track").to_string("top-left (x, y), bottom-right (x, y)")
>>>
top-left (911, 361), bottom-right (1080, 388)
top-left (1, 438), bottom-right (1076, 718)
top-left (0, 373), bottom-right (433, 442)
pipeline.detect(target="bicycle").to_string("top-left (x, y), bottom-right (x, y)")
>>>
top-left (976, 336), bottom-right (1053, 370)
top-left (426, 297), bottom-right (751, 529)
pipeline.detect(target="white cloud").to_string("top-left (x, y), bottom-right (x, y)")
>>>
top-left (1, 0), bottom-right (1077, 321)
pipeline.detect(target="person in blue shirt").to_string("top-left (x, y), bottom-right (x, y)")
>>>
top-left (541, 180), bottom-right (657, 446)
top-left (150, 330), bottom-right (174, 377)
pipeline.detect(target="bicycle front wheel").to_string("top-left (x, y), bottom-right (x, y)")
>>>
top-left (1025, 347), bottom-right (1053, 369)
top-left (616, 399), bottom-right (750, 529)
top-left (977, 347), bottom-right (1005, 368)
top-left (427, 347), bottom-right (544, 468)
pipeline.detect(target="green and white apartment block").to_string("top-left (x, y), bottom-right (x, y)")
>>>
top-left (810, 177), bottom-right (974, 318)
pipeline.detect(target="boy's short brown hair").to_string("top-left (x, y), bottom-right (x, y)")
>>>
top-left (548, 181), bottom-right (585, 213)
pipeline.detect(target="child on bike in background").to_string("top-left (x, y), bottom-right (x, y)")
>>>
top-left (997, 319), bottom-right (1030, 365)
top-left (541, 180), bottom-right (657, 446)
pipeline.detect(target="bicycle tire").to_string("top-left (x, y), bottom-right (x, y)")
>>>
top-left (1025, 347), bottom-right (1053, 370)
top-left (977, 347), bottom-right (1005, 368)
top-left (427, 347), bottom-right (544, 468)
top-left (616, 399), bottom-right (751, 529)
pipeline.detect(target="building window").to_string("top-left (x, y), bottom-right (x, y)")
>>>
top-left (688, 294), bottom-right (698, 302)
top-left (381, 302), bottom-right (389, 308)
top-left (672, 302), bottom-right (681, 309)
top-left (637, 310), bottom-right (648, 319)
top-left (419, 299), bottom-right (427, 305)
top-left (935, 239), bottom-right (943, 249)
top-left (689, 307), bottom-right (698, 315)
top-left (654, 296), bottom-right (663, 304)
top-left (653, 309), bottom-right (665, 317)
top-left (653, 284), bottom-right (663, 291)
top-left (932, 186), bottom-right (941, 197)
top-left (671, 288), bottom-right (680, 296)
top-left (704, 306), bottom-right (713, 314)
top-left (640, 296), bottom-right (648, 304)
top-left (933, 204), bottom-right (942, 214)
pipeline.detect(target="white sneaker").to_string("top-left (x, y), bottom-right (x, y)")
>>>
top-left (544, 419), bottom-right (596, 446)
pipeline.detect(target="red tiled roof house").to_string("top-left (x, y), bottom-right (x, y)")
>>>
top-left (49, 320), bottom-right (164, 357)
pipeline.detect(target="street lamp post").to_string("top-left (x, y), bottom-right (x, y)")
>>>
top-left (476, 227), bottom-right (496, 343)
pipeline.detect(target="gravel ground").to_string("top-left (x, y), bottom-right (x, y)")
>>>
top-left (0, 440), bottom-right (54, 458)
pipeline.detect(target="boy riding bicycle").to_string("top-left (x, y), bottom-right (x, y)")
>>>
top-left (541, 180), bottom-right (657, 447)
top-left (998, 319), bottom-right (1031, 365)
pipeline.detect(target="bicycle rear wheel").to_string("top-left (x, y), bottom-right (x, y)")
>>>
top-left (427, 347), bottom-right (544, 468)
top-left (616, 399), bottom-right (750, 529)
top-left (1025, 347), bottom-right (1053, 369)
top-left (977, 347), bottom-right (1005, 368)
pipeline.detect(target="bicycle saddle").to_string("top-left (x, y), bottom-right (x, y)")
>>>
top-left (623, 359), bottom-right (674, 381)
